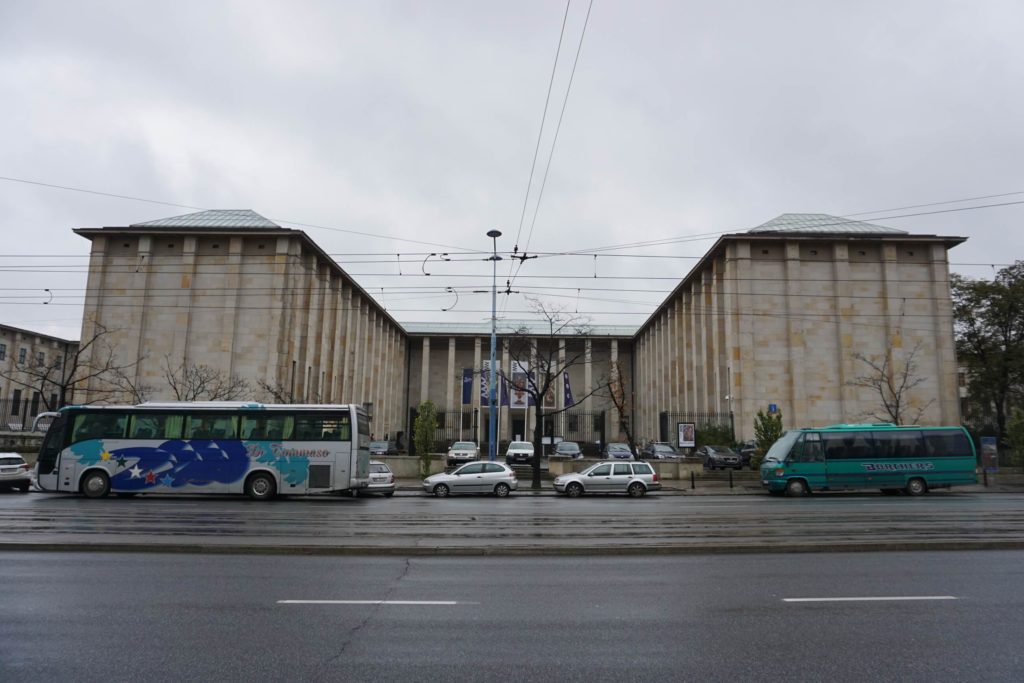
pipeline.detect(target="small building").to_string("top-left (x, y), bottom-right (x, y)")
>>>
top-left (0, 323), bottom-right (79, 429)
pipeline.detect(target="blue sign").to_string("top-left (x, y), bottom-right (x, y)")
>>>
top-left (768, 403), bottom-right (778, 414)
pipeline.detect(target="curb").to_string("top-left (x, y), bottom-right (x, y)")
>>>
top-left (5, 539), bottom-right (1024, 557)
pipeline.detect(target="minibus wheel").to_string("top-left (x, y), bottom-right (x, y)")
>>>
top-left (905, 478), bottom-right (928, 496)
top-left (785, 479), bottom-right (809, 497)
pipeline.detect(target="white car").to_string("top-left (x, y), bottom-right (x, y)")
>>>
top-left (446, 441), bottom-right (480, 466)
top-left (366, 461), bottom-right (396, 497)
top-left (554, 461), bottom-right (661, 497)
top-left (0, 453), bottom-right (33, 492)
top-left (422, 461), bottom-right (518, 497)
top-left (505, 441), bottom-right (535, 465)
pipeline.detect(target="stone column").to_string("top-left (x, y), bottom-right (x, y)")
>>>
top-left (446, 337), bottom-right (456, 413)
top-left (419, 337), bottom-right (430, 405)
top-left (784, 241), bottom-right (806, 422)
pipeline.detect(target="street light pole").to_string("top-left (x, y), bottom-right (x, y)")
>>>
top-left (487, 229), bottom-right (502, 461)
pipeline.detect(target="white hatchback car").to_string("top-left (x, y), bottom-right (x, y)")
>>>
top-left (505, 441), bottom-right (535, 465)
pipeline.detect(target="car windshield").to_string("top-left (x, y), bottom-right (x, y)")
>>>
top-left (369, 463), bottom-right (390, 473)
top-left (764, 431), bottom-right (800, 462)
top-left (510, 442), bottom-right (533, 451)
top-left (452, 442), bottom-right (475, 449)
top-left (0, 456), bottom-right (25, 466)
top-left (607, 444), bottom-right (630, 452)
top-left (557, 442), bottom-right (579, 451)
top-left (369, 441), bottom-right (388, 449)
top-left (708, 445), bottom-right (736, 454)
top-left (654, 444), bottom-right (677, 453)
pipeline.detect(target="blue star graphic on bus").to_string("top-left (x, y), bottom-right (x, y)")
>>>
top-left (71, 440), bottom-right (105, 466)
top-left (108, 439), bottom-right (250, 491)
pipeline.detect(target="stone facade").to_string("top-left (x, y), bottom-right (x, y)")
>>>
top-left (65, 210), bottom-right (967, 448)
top-left (632, 227), bottom-right (964, 441)
top-left (74, 211), bottom-right (407, 439)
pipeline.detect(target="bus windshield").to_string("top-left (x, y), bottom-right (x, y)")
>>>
top-left (763, 430), bottom-right (800, 462)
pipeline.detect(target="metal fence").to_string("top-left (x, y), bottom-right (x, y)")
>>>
top-left (660, 411), bottom-right (735, 446)
top-left (407, 407), bottom-right (607, 457)
top-left (0, 397), bottom-right (54, 432)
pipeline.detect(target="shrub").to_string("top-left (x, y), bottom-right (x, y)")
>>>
top-left (413, 400), bottom-right (437, 478)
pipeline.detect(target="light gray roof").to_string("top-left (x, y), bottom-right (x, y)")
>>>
top-left (129, 209), bottom-right (281, 229)
top-left (749, 213), bottom-right (907, 235)
top-left (402, 320), bottom-right (636, 337)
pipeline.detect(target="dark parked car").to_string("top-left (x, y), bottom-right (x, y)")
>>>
top-left (369, 440), bottom-right (399, 456)
top-left (639, 442), bottom-right (679, 460)
top-left (698, 445), bottom-right (742, 470)
top-left (738, 440), bottom-right (758, 469)
top-left (552, 441), bottom-right (582, 459)
top-left (602, 442), bottom-right (635, 459)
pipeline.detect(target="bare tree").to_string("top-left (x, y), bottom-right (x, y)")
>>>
top-left (499, 299), bottom-right (607, 489)
top-left (0, 322), bottom-right (139, 410)
top-left (162, 355), bottom-right (251, 401)
top-left (848, 339), bottom-right (934, 425)
top-left (108, 364), bottom-right (154, 404)
top-left (599, 359), bottom-right (636, 454)
top-left (257, 379), bottom-right (297, 404)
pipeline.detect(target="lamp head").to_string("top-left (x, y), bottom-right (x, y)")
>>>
top-left (487, 229), bottom-right (502, 239)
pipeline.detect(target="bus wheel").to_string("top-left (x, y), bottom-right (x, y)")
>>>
top-left (905, 478), bottom-right (928, 496)
top-left (785, 479), bottom-right (808, 497)
top-left (81, 471), bottom-right (110, 499)
top-left (245, 472), bottom-right (277, 501)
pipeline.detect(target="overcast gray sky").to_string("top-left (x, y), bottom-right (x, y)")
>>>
top-left (2, 0), bottom-right (1021, 340)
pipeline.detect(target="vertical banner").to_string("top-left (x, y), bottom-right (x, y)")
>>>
top-left (462, 369), bottom-right (473, 405)
top-left (563, 371), bottom-right (575, 407)
top-left (480, 361), bottom-right (509, 406)
top-left (510, 361), bottom-right (529, 409)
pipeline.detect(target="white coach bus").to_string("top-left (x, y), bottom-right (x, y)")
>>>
top-left (33, 402), bottom-right (371, 500)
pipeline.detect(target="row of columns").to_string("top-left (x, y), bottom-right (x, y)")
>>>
top-left (416, 336), bottom-right (598, 443)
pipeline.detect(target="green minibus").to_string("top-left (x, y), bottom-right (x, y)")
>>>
top-left (760, 423), bottom-right (977, 496)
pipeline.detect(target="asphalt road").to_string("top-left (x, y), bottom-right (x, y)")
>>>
top-left (2, 489), bottom-right (1024, 554)
top-left (3, 550), bottom-right (1023, 682)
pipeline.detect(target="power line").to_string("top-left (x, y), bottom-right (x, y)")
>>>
top-left (508, 0), bottom-right (594, 291)
top-left (0, 175), bottom-right (472, 252)
top-left (510, 0), bottom-right (572, 253)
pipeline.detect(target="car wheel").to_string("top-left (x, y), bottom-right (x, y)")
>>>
top-left (565, 482), bottom-right (584, 498)
top-left (244, 472), bottom-right (277, 501)
top-left (433, 483), bottom-right (450, 498)
top-left (17, 482), bottom-right (30, 493)
top-left (905, 478), bottom-right (928, 496)
top-left (494, 482), bottom-right (511, 497)
top-left (627, 482), bottom-right (646, 498)
top-left (81, 470), bottom-right (110, 499)
top-left (785, 479), bottom-right (809, 497)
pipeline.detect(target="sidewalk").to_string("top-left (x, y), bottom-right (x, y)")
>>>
top-left (395, 474), bottom-right (1024, 495)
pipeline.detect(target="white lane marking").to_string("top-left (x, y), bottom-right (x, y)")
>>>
top-left (277, 600), bottom-right (474, 605)
top-left (783, 596), bottom-right (958, 603)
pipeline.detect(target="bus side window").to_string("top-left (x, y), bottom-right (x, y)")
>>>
top-left (822, 433), bottom-right (847, 460)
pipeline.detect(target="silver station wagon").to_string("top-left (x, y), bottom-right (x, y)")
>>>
top-left (553, 460), bottom-right (661, 497)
